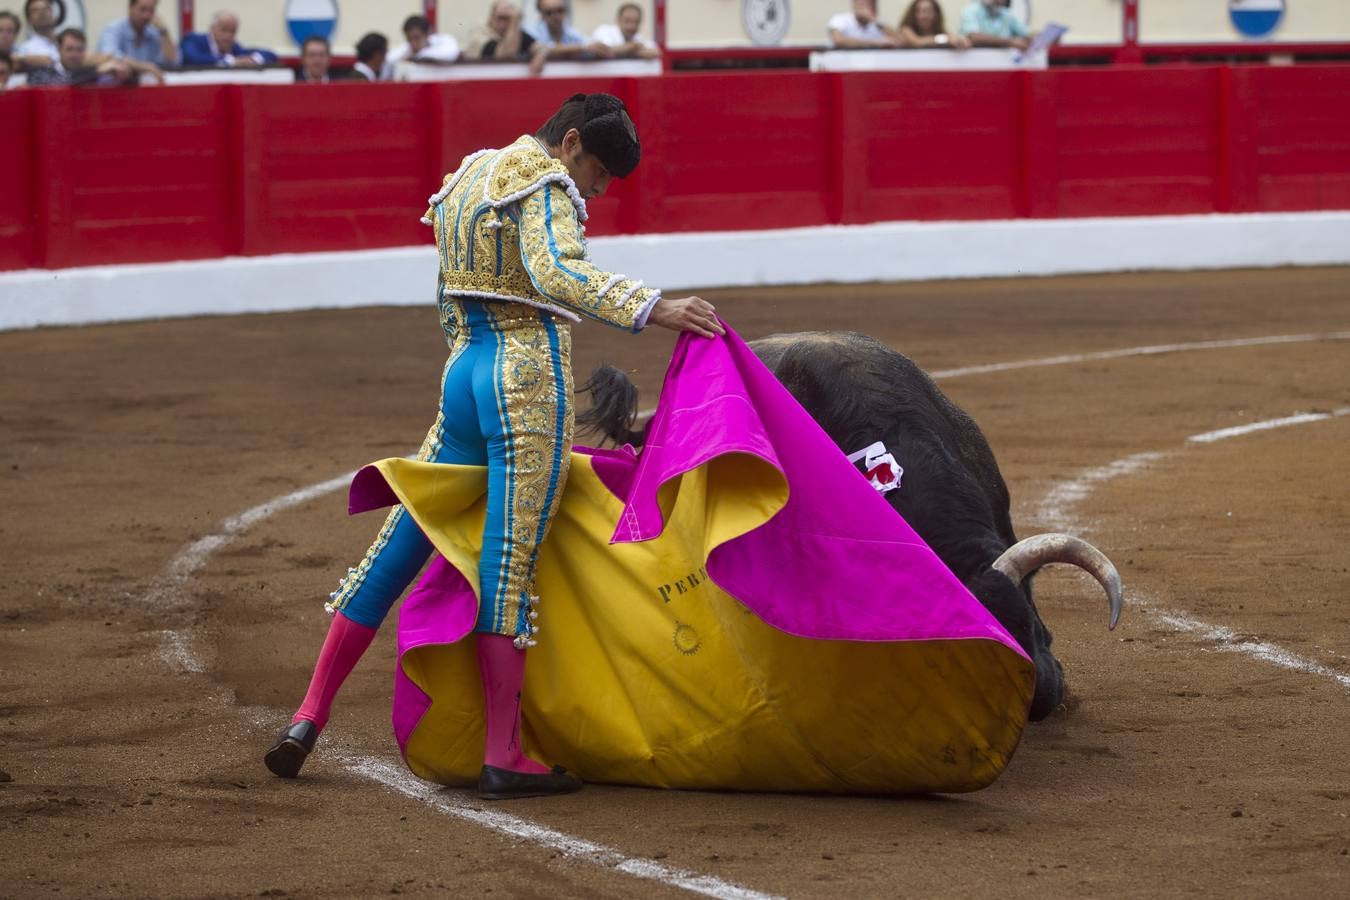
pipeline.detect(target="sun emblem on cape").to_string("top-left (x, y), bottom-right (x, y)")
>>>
top-left (673, 621), bottom-right (701, 656)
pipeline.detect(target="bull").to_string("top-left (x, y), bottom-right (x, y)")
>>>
top-left (579, 331), bottom-right (1123, 722)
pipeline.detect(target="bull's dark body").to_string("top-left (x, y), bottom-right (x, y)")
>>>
top-left (749, 332), bottom-right (1063, 720)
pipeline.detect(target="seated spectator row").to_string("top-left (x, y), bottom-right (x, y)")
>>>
top-left (2, 0), bottom-right (263, 87)
top-left (356, 2), bottom-right (659, 81)
top-left (828, 0), bottom-right (1033, 52)
top-left (0, 0), bottom-right (660, 90)
top-left (0, 1), bottom-right (1034, 92)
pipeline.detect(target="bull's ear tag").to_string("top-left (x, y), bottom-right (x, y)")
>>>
top-left (845, 441), bottom-right (903, 495)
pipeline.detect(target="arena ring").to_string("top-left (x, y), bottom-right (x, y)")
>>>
top-left (2, 266), bottom-right (1348, 897)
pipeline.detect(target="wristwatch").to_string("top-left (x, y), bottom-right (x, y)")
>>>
top-left (934, 33), bottom-right (950, 45)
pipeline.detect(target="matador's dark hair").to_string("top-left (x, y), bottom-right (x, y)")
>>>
top-left (536, 92), bottom-right (642, 179)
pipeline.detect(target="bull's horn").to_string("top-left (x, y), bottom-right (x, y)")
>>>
top-left (992, 533), bottom-right (1124, 630)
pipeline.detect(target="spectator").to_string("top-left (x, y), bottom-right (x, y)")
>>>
top-left (297, 34), bottom-right (331, 83)
top-left (0, 10), bottom-right (17, 53)
top-left (179, 10), bottom-right (276, 68)
top-left (897, 0), bottom-right (970, 48)
top-left (389, 14), bottom-right (460, 65)
top-left (478, 1), bottom-right (539, 61)
top-left (0, 49), bottom-right (11, 87)
top-left (592, 2), bottom-right (659, 59)
top-left (28, 26), bottom-right (159, 86)
top-left (97, 0), bottom-right (176, 67)
top-left (6, 5), bottom-right (51, 75)
top-left (16, 0), bottom-right (58, 63)
top-left (0, 8), bottom-right (48, 75)
top-left (827, 0), bottom-right (896, 49)
top-left (351, 31), bottom-right (388, 81)
top-left (527, 0), bottom-right (597, 57)
top-left (959, 0), bottom-right (1030, 50)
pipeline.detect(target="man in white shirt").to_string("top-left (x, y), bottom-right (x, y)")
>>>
top-left (388, 14), bottom-right (460, 65)
top-left (16, 0), bottom-right (59, 62)
top-left (827, 0), bottom-right (897, 49)
top-left (591, 3), bottom-right (658, 60)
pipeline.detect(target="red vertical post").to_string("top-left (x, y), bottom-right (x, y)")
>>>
top-left (14, 93), bottom-right (39, 269)
top-left (31, 89), bottom-right (77, 269)
top-left (423, 0), bottom-right (437, 30)
top-left (829, 73), bottom-right (868, 225)
top-left (425, 82), bottom-right (446, 194)
top-left (179, 0), bottom-right (194, 41)
top-left (1019, 69), bottom-right (1058, 218)
top-left (227, 86), bottom-right (267, 257)
top-left (653, 0), bottom-right (670, 72)
top-left (632, 75), bottom-right (666, 235)
top-left (1217, 66), bottom-right (1259, 213)
top-left (1116, 0), bottom-right (1142, 64)
top-left (434, 80), bottom-right (462, 178)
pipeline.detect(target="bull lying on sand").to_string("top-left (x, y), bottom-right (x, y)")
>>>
top-left (580, 331), bottom-right (1123, 722)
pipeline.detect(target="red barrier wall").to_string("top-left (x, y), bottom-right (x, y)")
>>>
top-left (4, 65), bottom-right (1349, 272)
top-left (0, 91), bottom-right (37, 270)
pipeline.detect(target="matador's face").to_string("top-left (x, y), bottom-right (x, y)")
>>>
top-left (555, 128), bottom-right (614, 200)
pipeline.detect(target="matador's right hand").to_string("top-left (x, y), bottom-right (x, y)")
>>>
top-left (648, 296), bottom-right (725, 338)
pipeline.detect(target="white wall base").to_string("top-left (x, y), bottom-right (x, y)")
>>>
top-left (3, 212), bottom-right (1348, 331)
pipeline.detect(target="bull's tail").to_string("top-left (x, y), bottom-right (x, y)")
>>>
top-left (576, 364), bottom-right (648, 447)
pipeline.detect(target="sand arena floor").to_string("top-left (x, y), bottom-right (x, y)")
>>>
top-left (2, 267), bottom-right (1349, 898)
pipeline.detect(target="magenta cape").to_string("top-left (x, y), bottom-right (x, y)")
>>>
top-left (350, 325), bottom-right (1035, 793)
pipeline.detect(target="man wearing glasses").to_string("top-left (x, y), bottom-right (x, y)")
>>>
top-left (527, 0), bottom-right (605, 59)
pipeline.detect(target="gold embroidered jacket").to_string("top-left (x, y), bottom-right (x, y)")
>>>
top-left (423, 135), bottom-right (660, 332)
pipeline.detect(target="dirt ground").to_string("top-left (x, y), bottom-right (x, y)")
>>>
top-left (2, 267), bottom-right (1348, 899)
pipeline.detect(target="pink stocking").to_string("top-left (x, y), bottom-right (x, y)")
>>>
top-left (477, 633), bottom-right (550, 774)
top-left (291, 612), bottom-right (378, 733)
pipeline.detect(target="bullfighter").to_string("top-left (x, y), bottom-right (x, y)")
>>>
top-left (263, 92), bottom-right (723, 799)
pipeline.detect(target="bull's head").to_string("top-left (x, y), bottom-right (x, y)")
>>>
top-left (975, 534), bottom-right (1123, 720)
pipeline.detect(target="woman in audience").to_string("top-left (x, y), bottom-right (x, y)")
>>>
top-left (897, 0), bottom-right (970, 49)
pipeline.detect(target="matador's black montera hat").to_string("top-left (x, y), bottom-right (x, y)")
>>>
top-left (576, 93), bottom-right (641, 178)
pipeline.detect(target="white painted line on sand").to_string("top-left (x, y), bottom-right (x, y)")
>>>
top-left (344, 755), bottom-right (782, 900)
top-left (1037, 451), bottom-right (1168, 533)
top-left (145, 471), bottom-right (357, 609)
top-left (159, 628), bottom-right (207, 674)
top-left (1037, 411), bottom-right (1350, 692)
top-left (1147, 607), bottom-right (1350, 691)
top-left (1040, 407), bottom-right (1350, 531)
top-left (931, 332), bottom-right (1350, 380)
top-left (145, 471), bottom-right (356, 672)
top-left (1187, 407), bottom-right (1350, 444)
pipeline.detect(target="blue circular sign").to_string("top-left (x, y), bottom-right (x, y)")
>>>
top-left (285, 0), bottom-right (339, 46)
top-left (1229, 0), bottom-right (1285, 39)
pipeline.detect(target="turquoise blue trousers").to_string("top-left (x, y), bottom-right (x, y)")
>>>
top-left (327, 300), bottom-right (573, 638)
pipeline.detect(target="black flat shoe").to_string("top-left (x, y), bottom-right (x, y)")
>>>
top-left (264, 720), bottom-right (319, 779)
top-left (478, 765), bottom-right (583, 800)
